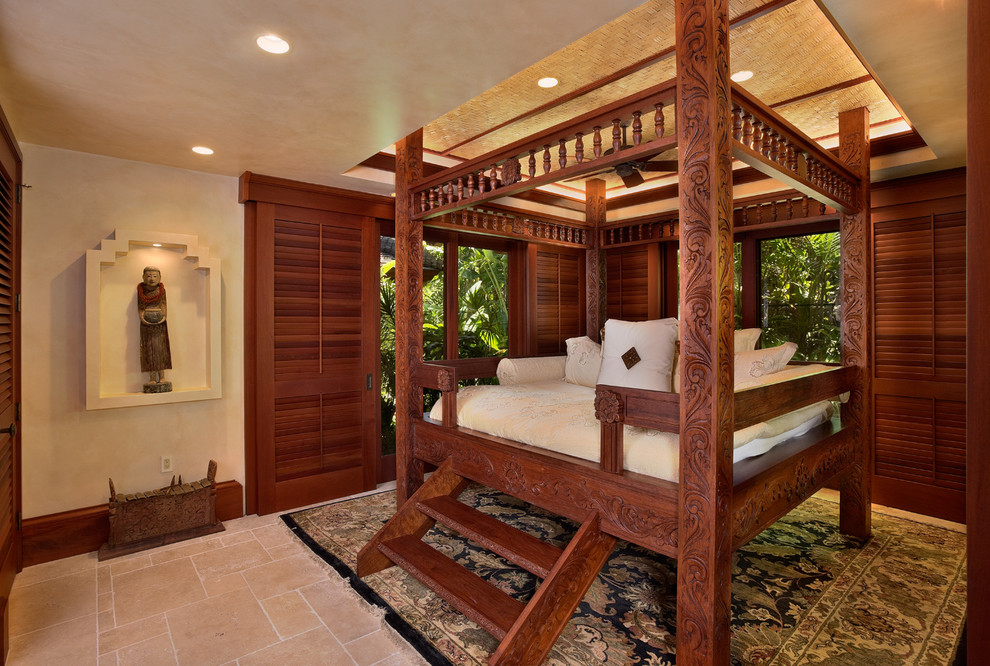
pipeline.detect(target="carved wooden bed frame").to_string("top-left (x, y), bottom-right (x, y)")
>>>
top-left (357, 2), bottom-right (872, 664)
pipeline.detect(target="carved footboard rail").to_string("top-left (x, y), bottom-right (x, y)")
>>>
top-left (411, 79), bottom-right (678, 221)
top-left (412, 357), bottom-right (502, 428)
top-left (593, 365), bottom-right (857, 474)
top-left (730, 83), bottom-right (860, 214)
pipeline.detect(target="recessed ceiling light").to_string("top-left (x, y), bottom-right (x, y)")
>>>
top-left (256, 34), bottom-right (290, 54)
top-left (731, 70), bottom-right (754, 83)
top-left (537, 77), bottom-right (559, 89)
top-left (152, 243), bottom-right (163, 247)
top-left (192, 146), bottom-right (214, 155)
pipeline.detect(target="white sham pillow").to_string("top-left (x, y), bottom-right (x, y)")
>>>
top-left (597, 318), bottom-right (679, 391)
top-left (735, 328), bottom-right (762, 352)
top-left (672, 328), bottom-right (765, 393)
top-left (564, 336), bottom-right (602, 388)
top-left (734, 341), bottom-right (798, 385)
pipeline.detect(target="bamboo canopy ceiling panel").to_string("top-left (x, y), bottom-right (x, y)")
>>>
top-left (422, 0), bottom-right (901, 191)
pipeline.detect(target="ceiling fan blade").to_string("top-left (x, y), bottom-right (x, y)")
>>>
top-left (637, 160), bottom-right (680, 172)
top-left (562, 167), bottom-right (613, 182)
top-left (619, 169), bottom-right (645, 188)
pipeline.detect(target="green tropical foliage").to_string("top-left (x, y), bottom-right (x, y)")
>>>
top-left (379, 242), bottom-right (509, 455)
top-left (760, 232), bottom-right (841, 362)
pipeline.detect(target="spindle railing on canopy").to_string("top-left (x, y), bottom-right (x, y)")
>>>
top-left (731, 83), bottom-right (861, 214)
top-left (411, 80), bottom-right (678, 221)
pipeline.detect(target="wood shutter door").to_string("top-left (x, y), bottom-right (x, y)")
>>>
top-left (0, 111), bottom-right (21, 660)
top-left (249, 202), bottom-right (377, 513)
top-left (529, 246), bottom-right (584, 355)
top-left (605, 244), bottom-right (661, 321)
top-left (872, 174), bottom-right (966, 523)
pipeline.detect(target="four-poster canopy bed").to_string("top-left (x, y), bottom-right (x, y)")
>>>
top-left (356, 1), bottom-right (872, 663)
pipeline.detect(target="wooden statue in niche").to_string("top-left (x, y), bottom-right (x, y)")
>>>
top-left (137, 266), bottom-right (172, 393)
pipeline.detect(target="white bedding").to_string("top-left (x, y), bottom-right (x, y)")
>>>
top-left (428, 364), bottom-right (836, 483)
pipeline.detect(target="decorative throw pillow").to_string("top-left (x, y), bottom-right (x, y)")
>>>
top-left (671, 328), bottom-right (764, 393)
top-left (734, 328), bottom-right (762, 352)
top-left (734, 341), bottom-right (798, 385)
top-left (596, 318), bottom-right (679, 391)
top-left (496, 356), bottom-right (566, 386)
top-left (564, 336), bottom-right (602, 388)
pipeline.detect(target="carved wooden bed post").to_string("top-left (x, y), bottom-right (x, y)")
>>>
top-left (675, 0), bottom-right (734, 663)
top-left (585, 178), bottom-right (607, 342)
top-left (395, 129), bottom-right (425, 506)
top-left (838, 107), bottom-right (873, 538)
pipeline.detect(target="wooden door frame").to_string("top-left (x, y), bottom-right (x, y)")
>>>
top-left (968, 0), bottom-right (989, 658)
top-left (0, 101), bottom-right (22, 663)
top-left (239, 173), bottom-right (393, 515)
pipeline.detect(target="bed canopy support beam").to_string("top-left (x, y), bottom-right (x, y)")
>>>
top-left (585, 178), bottom-right (607, 342)
top-left (395, 129), bottom-right (426, 506)
top-left (837, 107), bottom-right (873, 539)
top-left (674, 0), bottom-right (735, 663)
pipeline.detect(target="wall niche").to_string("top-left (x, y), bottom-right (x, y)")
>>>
top-left (86, 230), bottom-right (221, 409)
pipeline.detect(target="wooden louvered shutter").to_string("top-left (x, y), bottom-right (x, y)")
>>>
top-left (0, 109), bottom-right (21, 659)
top-left (605, 244), bottom-right (660, 321)
top-left (530, 246), bottom-right (584, 354)
top-left (872, 197), bottom-right (966, 521)
top-left (250, 203), bottom-right (377, 513)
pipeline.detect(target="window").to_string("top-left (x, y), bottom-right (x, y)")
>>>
top-left (759, 232), bottom-right (841, 362)
top-left (457, 245), bottom-right (509, 359)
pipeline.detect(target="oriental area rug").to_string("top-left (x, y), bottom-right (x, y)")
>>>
top-left (282, 485), bottom-right (966, 666)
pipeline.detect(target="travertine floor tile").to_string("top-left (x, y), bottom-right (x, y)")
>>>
top-left (167, 587), bottom-right (278, 665)
top-left (108, 554), bottom-right (152, 577)
top-left (242, 552), bottom-right (328, 600)
top-left (8, 487), bottom-right (418, 666)
top-left (252, 523), bottom-right (294, 549)
top-left (9, 569), bottom-right (96, 636)
top-left (238, 626), bottom-right (354, 666)
top-left (112, 559), bottom-right (206, 626)
top-left (200, 570), bottom-right (248, 597)
top-left (149, 536), bottom-right (222, 565)
top-left (116, 632), bottom-right (177, 666)
top-left (300, 580), bottom-right (381, 643)
top-left (98, 613), bottom-right (168, 654)
top-left (261, 590), bottom-right (322, 639)
top-left (12, 551), bottom-right (97, 589)
top-left (6, 614), bottom-right (99, 665)
top-left (191, 539), bottom-right (271, 579)
top-left (344, 629), bottom-right (401, 665)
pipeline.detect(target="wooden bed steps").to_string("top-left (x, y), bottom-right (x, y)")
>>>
top-left (378, 534), bottom-right (525, 639)
top-left (355, 460), bottom-right (621, 664)
top-left (416, 495), bottom-right (563, 578)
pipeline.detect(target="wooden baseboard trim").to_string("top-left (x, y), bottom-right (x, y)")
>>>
top-left (22, 480), bottom-right (244, 568)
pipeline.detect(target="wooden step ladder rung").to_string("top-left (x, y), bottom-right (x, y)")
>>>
top-left (378, 535), bottom-right (525, 640)
top-left (417, 495), bottom-right (563, 579)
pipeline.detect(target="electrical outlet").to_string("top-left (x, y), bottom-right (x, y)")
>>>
top-left (161, 455), bottom-right (173, 473)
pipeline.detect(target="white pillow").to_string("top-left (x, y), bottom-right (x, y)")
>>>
top-left (564, 336), bottom-right (602, 388)
top-left (734, 342), bottom-right (798, 385)
top-left (496, 356), bottom-right (565, 386)
top-left (597, 318), bottom-right (679, 391)
top-left (735, 328), bottom-right (762, 352)
top-left (672, 328), bottom-right (765, 393)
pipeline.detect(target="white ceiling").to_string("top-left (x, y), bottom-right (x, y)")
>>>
top-left (0, 0), bottom-right (967, 195)
top-left (0, 0), bottom-right (641, 192)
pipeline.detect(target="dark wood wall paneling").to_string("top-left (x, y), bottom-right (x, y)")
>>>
top-left (529, 246), bottom-right (585, 354)
top-left (605, 244), bottom-right (661, 322)
top-left (870, 169), bottom-right (967, 523)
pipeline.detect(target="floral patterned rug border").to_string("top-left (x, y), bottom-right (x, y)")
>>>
top-left (282, 486), bottom-right (966, 665)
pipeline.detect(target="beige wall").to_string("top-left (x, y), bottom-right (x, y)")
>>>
top-left (21, 144), bottom-right (244, 518)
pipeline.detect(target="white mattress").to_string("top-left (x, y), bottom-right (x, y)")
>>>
top-left (428, 365), bottom-right (836, 483)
